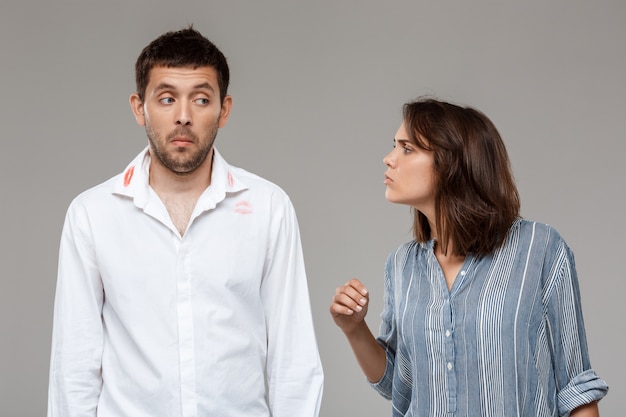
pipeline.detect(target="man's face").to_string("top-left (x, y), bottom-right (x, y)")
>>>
top-left (130, 66), bottom-right (232, 175)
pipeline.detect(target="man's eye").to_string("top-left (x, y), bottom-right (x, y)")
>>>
top-left (160, 97), bottom-right (174, 104)
top-left (194, 98), bottom-right (209, 105)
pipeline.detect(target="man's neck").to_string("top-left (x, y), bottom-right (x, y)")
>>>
top-left (148, 148), bottom-right (214, 197)
top-left (148, 149), bottom-right (214, 236)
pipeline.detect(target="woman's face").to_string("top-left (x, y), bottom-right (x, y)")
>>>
top-left (383, 122), bottom-right (436, 217)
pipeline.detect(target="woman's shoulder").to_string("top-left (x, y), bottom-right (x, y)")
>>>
top-left (391, 239), bottom-right (419, 255)
top-left (506, 218), bottom-right (572, 262)
top-left (512, 218), bottom-right (567, 243)
top-left (385, 240), bottom-right (420, 268)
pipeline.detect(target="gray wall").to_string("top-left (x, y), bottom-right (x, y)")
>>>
top-left (1, 1), bottom-right (624, 415)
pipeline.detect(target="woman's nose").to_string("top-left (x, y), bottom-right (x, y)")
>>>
top-left (383, 150), bottom-right (395, 168)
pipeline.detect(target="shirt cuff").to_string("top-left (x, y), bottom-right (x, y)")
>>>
top-left (368, 350), bottom-right (394, 400)
top-left (558, 368), bottom-right (609, 415)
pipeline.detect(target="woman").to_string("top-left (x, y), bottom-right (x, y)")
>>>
top-left (330, 98), bottom-right (608, 416)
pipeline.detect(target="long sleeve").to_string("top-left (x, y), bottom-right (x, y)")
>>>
top-left (543, 240), bottom-right (608, 415)
top-left (260, 194), bottom-right (323, 417)
top-left (48, 200), bottom-right (105, 416)
top-left (365, 221), bottom-right (608, 416)
top-left (370, 243), bottom-right (414, 415)
top-left (47, 148), bottom-right (322, 416)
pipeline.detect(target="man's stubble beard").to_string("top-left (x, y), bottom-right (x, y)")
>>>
top-left (145, 121), bottom-right (219, 176)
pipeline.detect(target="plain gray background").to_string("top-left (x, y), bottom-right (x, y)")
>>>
top-left (1, 1), bottom-right (624, 416)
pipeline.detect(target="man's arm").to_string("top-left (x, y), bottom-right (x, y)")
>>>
top-left (261, 196), bottom-right (323, 417)
top-left (48, 201), bottom-right (104, 417)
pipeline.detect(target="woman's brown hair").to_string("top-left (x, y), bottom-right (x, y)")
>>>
top-left (403, 97), bottom-right (520, 256)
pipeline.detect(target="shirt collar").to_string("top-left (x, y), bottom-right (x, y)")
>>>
top-left (112, 146), bottom-right (249, 209)
top-left (418, 239), bottom-right (437, 251)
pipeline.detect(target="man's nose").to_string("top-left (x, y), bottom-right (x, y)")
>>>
top-left (176, 103), bottom-right (192, 125)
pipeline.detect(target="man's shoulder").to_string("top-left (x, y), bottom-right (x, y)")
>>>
top-left (69, 147), bottom-right (148, 209)
top-left (69, 174), bottom-right (122, 209)
top-left (228, 165), bottom-right (290, 199)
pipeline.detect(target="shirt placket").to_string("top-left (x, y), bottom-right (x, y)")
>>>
top-left (443, 293), bottom-right (457, 413)
top-left (429, 245), bottom-right (459, 415)
top-left (438, 253), bottom-right (473, 415)
top-left (175, 235), bottom-right (197, 417)
top-left (445, 261), bottom-right (472, 415)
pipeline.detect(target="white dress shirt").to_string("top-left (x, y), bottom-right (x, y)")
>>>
top-left (48, 147), bottom-right (323, 417)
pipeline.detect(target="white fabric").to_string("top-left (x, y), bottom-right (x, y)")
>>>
top-left (48, 147), bottom-right (323, 417)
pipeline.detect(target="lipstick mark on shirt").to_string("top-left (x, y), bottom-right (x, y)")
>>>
top-left (123, 166), bottom-right (135, 187)
top-left (227, 172), bottom-right (235, 188)
top-left (234, 201), bottom-right (252, 214)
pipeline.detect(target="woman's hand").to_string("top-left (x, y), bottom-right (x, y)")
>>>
top-left (330, 278), bottom-right (370, 335)
top-left (329, 278), bottom-right (386, 382)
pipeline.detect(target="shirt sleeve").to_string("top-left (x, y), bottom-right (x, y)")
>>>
top-left (260, 193), bottom-right (323, 417)
top-left (370, 244), bottom-right (413, 414)
top-left (48, 199), bottom-right (104, 417)
top-left (369, 250), bottom-right (398, 399)
top-left (543, 237), bottom-right (608, 415)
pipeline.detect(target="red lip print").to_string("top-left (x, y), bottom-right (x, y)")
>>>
top-left (234, 201), bottom-right (252, 214)
top-left (124, 166), bottom-right (135, 187)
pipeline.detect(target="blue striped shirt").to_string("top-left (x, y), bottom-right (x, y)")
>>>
top-left (372, 219), bottom-right (608, 416)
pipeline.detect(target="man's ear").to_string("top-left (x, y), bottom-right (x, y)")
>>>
top-left (129, 93), bottom-right (146, 127)
top-left (218, 95), bottom-right (233, 128)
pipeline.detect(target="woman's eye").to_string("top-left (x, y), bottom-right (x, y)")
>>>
top-left (403, 146), bottom-right (412, 153)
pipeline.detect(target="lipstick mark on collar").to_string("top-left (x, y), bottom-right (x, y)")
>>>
top-left (123, 166), bottom-right (135, 187)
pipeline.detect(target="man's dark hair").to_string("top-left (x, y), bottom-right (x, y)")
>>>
top-left (134, 25), bottom-right (230, 103)
top-left (404, 97), bottom-right (521, 256)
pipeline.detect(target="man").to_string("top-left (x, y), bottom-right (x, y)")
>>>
top-left (48, 27), bottom-right (323, 417)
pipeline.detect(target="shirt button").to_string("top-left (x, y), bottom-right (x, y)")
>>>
top-left (445, 330), bottom-right (451, 337)
top-left (447, 362), bottom-right (453, 370)
top-left (460, 270), bottom-right (466, 276)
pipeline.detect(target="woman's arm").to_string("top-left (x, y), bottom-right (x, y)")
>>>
top-left (570, 401), bottom-right (599, 417)
top-left (330, 279), bottom-right (386, 382)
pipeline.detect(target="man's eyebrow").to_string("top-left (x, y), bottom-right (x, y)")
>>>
top-left (154, 83), bottom-right (176, 93)
top-left (153, 82), bottom-right (215, 93)
top-left (192, 82), bottom-right (214, 92)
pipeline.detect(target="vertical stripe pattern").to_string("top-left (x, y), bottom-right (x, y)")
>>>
top-left (371, 219), bottom-right (608, 416)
